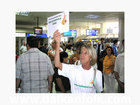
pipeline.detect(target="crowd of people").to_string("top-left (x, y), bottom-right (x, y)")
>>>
top-left (16, 30), bottom-right (124, 93)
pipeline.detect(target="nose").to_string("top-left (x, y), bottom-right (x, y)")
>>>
top-left (80, 52), bottom-right (85, 58)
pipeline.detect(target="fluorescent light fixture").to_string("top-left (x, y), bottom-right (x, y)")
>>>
top-left (85, 15), bottom-right (100, 19)
top-left (15, 33), bottom-right (26, 37)
top-left (16, 12), bottom-right (30, 16)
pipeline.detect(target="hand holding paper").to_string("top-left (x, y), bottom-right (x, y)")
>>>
top-left (53, 30), bottom-right (61, 44)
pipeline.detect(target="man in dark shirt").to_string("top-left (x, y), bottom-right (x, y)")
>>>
top-left (97, 38), bottom-right (105, 71)
top-left (38, 37), bottom-right (48, 55)
top-left (98, 43), bottom-right (111, 89)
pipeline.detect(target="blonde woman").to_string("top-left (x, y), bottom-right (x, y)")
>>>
top-left (53, 30), bottom-right (102, 93)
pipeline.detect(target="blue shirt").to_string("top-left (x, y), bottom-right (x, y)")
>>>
top-left (112, 45), bottom-right (118, 56)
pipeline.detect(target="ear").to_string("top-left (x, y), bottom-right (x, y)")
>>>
top-left (89, 56), bottom-right (92, 61)
top-left (38, 41), bottom-right (41, 48)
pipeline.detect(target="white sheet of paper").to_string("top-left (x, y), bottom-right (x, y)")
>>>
top-left (47, 12), bottom-right (69, 38)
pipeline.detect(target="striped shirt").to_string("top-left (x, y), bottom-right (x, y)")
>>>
top-left (16, 48), bottom-right (54, 93)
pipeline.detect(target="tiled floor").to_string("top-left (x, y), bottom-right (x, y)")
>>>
top-left (52, 83), bottom-right (56, 93)
top-left (103, 79), bottom-right (119, 93)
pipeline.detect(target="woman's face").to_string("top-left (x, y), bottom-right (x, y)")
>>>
top-left (106, 48), bottom-right (112, 55)
top-left (80, 47), bottom-right (91, 65)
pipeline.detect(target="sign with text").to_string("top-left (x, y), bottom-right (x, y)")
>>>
top-left (47, 12), bottom-right (69, 38)
top-left (86, 29), bottom-right (98, 36)
top-left (26, 33), bottom-right (47, 38)
top-left (63, 30), bottom-right (77, 37)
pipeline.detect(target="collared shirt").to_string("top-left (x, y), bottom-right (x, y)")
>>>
top-left (100, 43), bottom-right (104, 53)
top-left (114, 52), bottom-right (124, 82)
top-left (96, 43), bottom-right (104, 54)
top-left (16, 48), bottom-right (54, 93)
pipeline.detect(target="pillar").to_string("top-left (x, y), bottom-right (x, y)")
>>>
top-left (118, 13), bottom-right (125, 53)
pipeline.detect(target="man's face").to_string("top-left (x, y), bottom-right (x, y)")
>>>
top-left (116, 42), bottom-right (118, 46)
top-left (101, 40), bottom-right (104, 44)
top-left (63, 57), bottom-right (68, 63)
top-left (51, 42), bottom-right (56, 49)
top-left (45, 45), bottom-right (48, 48)
top-left (93, 45), bottom-right (97, 49)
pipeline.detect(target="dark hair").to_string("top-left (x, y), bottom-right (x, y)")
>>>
top-left (101, 38), bottom-right (104, 41)
top-left (38, 37), bottom-right (44, 46)
top-left (106, 46), bottom-right (114, 55)
top-left (45, 43), bottom-right (48, 46)
top-left (113, 40), bottom-right (118, 44)
top-left (93, 44), bottom-right (97, 47)
top-left (67, 45), bottom-right (72, 50)
top-left (27, 36), bottom-right (39, 48)
top-left (75, 41), bottom-right (84, 50)
top-left (60, 51), bottom-right (68, 63)
top-left (122, 39), bottom-right (124, 44)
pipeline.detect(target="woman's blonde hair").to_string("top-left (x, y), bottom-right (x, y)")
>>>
top-left (80, 43), bottom-right (97, 66)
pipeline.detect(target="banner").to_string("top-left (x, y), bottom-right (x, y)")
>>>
top-left (47, 12), bottom-right (69, 38)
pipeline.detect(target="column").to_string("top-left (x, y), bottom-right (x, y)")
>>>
top-left (118, 13), bottom-right (124, 53)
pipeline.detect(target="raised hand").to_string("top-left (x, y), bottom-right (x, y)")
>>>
top-left (53, 30), bottom-right (62, 70)
top-left (53, 30), bottom-right (61, 44)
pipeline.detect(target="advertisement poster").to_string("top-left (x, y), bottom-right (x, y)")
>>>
top-left (47, 12), bottom-right (69, 38)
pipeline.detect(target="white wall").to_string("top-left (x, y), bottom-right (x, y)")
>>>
top-left (70, 21), bottom-right (119, 39)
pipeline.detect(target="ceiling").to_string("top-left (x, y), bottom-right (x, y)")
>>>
top-left (16, 12), bottom-right (124, 33)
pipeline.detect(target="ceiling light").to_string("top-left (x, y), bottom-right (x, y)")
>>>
top-left (16, 12), bottom-right (30, 16)
top-left (85, 15), bottom-right (100, 19)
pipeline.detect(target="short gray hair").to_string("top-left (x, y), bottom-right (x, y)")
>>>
top-left (80, 44), bottom-right (97, 66)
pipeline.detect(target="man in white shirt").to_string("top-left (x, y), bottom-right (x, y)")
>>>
top-left (114, 52), bottom-right (124, 93)
top-left (19, 42), bottom-right (27, 54)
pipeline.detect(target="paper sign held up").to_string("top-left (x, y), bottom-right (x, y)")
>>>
top-left (47, 12), bottom-right (69, 38)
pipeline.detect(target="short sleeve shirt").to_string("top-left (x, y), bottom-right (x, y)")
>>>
top-left (58, 64), bottom-right (103, 93)
top-left (16, 48), bottom-right (54, 93)
top-left (114, 53), bottom-right (124, 82)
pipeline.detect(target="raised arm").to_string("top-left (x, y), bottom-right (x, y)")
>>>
top-left (53, 30), bottom-right (62, 70)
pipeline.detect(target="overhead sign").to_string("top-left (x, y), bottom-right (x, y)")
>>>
top-left (47, 12), bottom-right (69, 38)
top-left (86, 29), bottom-right (98, 36)
top-left (63, 30), bottom-right (77, 37)
top-left (107, 28), bottom-right (113, 34)
top-left (26, 33), bottom-right (47, 38)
